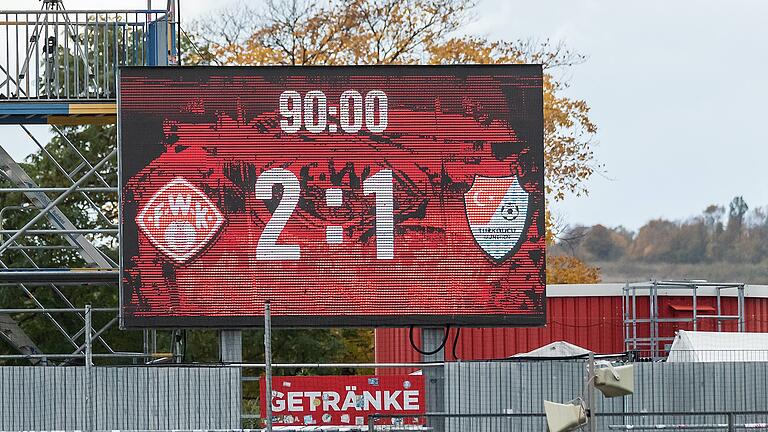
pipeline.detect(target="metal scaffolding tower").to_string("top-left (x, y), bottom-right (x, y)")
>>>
top-left (623, 280), bottom-right (746, 360)
top-left (0, 0), bottom-right (178, 364)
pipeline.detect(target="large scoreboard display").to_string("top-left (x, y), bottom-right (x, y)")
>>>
top-left (118, 65), bottom-right (545, 328)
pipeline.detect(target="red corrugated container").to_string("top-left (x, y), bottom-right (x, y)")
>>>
top-left (375, 284), bottom-right (768, 364)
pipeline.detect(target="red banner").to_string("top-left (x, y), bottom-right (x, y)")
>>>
top-left (259, 375), bottom-right (425, 427)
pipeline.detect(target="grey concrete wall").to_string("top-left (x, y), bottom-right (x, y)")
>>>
top-left (0, 366), bottom-right (241, 431)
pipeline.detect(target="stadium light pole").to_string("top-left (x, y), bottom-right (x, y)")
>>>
top-left (264, 301), bottom-right (273, 432)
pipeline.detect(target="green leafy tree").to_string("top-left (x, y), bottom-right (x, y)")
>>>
top-left (0, 125), bottom-right (132, 360)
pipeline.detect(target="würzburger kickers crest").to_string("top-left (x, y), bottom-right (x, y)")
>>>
top-left (136, 177), bottom-right (224, 263)
top-left (464, 175), bottom-right (530, 263)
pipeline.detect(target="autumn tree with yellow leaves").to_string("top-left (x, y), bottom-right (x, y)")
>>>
top-left (546, 256), bottom-right (601, 284)
top-left (186, 0), bottom-right (600, 282)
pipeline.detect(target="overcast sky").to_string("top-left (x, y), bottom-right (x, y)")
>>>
top-left (4, 0), bottom-right (767, 230)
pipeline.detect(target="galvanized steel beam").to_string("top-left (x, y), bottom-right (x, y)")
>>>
top-left (0, 146), bottom-right (116, 259)
top-left (0, 270), bottom-right (118, 284)
top-left (0, 312), bottom-right (42, 364)
top-left (0, 143), bottom-right (113, 267)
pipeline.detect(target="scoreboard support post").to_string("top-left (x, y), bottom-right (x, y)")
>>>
top-left (219, 330), bottom-right (242, 363)
top-left (422, 328), bottom-right (446, 432)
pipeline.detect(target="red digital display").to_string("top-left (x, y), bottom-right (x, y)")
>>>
top-left (260, 375), bottom-right (425, 427)
top-left (118, 66), bottom-right (545, 328)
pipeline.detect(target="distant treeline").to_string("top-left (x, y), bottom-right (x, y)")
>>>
top-left (553, 196), bottom-right (768, 264)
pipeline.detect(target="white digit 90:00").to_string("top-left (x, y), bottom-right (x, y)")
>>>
top-left (279, 90), bottom-right (388, 134)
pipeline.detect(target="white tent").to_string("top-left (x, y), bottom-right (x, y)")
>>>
top-left (512, 341), bottom-right (592, 358)
top-left (667, 330), bottom-right (768, 362)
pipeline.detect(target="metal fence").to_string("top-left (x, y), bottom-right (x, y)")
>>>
top-left (441, 356), bottom-right (768, 432)
top-left (596, 412), bottom-right (768, 431)
top-left (2, 354), bottom-right (768, 431)
top-left (0, 365), bottom-right (241, 431)
top-left (0, 8), bottom-right (175, 101)
top-left (369, 412), bottom-right (768, 432)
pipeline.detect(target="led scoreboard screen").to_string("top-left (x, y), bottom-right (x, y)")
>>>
top-left (118, 66), bottom-right (545, 328)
